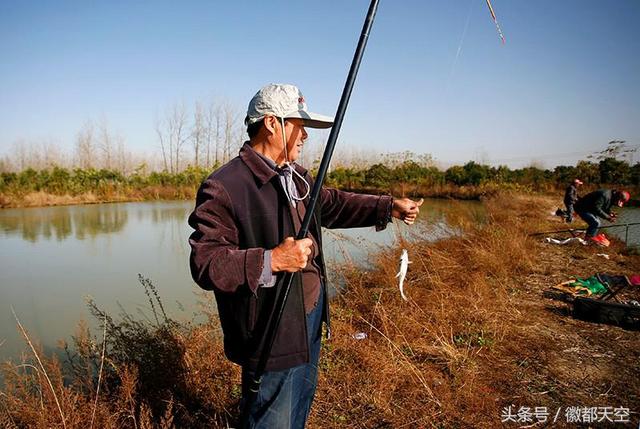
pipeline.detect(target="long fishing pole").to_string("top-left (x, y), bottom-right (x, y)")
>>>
top-left (529, 222), bottom-right (640, 237)
top-left (239, 0), bottom-right (380, 426)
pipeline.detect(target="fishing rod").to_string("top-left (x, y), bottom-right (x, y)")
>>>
top-left (529, 222), bottom-right (640, 237)
top-left (239, 0), bottom-right (380, 426)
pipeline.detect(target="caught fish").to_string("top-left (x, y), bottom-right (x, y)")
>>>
top-left (396, 249), bottom-right (412, 301)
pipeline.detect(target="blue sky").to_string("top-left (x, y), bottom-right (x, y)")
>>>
top-left (1, 0), bottom-right (639, 168)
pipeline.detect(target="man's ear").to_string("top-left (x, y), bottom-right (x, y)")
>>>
top-left (263, 115), bottom-right (278, 135)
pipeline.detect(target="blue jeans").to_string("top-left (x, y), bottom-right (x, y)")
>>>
top-left (241, 286), bottom-right (324, 429)
top-left (564, 202), bottom-right (574, 222)
top-left (577, 211), bottom-right (600, 237)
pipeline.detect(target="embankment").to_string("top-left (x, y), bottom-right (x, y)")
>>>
top-left (1, 193), bottom-right (639, 428)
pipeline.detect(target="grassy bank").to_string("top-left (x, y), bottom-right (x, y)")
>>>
top-left (1, 193), bottom-right (639, 428)
top-left (5, 158), bottom-right (640, 208)
top-left (0, 167), bottom-right (204, 208)
top-left (0, 180), bottom-right (507, 209)
top-left (0, 187), bottom-right (197, 209)
top-left (0, 184), bottom-right (492, 209)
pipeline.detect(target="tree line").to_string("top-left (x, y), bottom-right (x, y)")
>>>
top-left (326, 158), bottom-right (640, 192)
top-left (325, 141), bottom-right (640, 194)
top-left (0, 98), bottom-right (247, 175)
top-left (0, 165), bottom-right (211, 197)
top-left (2, 154), bottom-right (639, 199)
top-left (2, 114), bottom-right (637, 199)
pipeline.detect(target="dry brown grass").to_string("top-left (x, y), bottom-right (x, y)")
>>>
top-left (2, 183), bottom-right (499, 209)
top-left (308, 193), bottom-right (639, 428)
top-left (0, 187), bottom-right (197, 208)
top-left (1, 279), bottom-right (240, 428)
top-left (307, 195), bottom-right (535, 428)
top-left (2, 193), bottom-right (639, 428)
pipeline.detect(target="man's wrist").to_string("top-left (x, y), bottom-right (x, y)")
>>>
top-left (375, 195), bottom-right (393, 231)
top-left (270, 247), bottom-right (281, 272)
top-left (259, 250), bottom-right (276, 288)
top-left (385, 196), bottom-right (394, 222)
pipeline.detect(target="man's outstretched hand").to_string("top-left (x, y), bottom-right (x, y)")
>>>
top-left (392, 198), bottom-right (424, 225)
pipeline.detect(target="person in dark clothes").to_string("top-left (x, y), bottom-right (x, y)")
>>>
top-left (188, 83), bottom-right (424, 428)
top-left (563, 179), bottom-right (583, 223)
top-left (574, 189), bottom-right (630, 243)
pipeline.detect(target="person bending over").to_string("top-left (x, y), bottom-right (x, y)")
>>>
top-left (574, 188), bottom-right (630, 244)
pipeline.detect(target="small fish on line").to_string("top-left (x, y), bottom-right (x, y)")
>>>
top-left (396, 249), bottom-right (412, 301)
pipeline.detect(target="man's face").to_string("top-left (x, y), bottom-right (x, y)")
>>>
top-left (280, 118), bottom-right (308, 163)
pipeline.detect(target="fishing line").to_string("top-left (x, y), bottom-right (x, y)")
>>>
top-left (280, 116), bottom-right (311, 203)
top-left (447, 0), bottom-right (475, 85)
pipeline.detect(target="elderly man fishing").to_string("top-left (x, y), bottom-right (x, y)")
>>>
top-left (188, 83), bottom-right (423, 428)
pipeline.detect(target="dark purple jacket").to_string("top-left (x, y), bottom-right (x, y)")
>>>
top-left (188, 142), bottom-right (393, 371)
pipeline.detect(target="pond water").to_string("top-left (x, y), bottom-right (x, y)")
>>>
top-left (597, 208), bottom-right (640, 247)
top-left (0, 199), bottom-right (484, 362)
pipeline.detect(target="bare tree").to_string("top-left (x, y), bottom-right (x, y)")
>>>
top-left (222, 102), bottom-right (239, 163)
top-left (155, 102), bottom-right (189, 173)
top-left (0, 155), bottom-right (11, 173)
top-left (589, 140), bottom-right (638, 163)
top-left (10, 138), bottom-right (66, 170)
top-left (75, 120), bottom-right (96, 169)
top-left (171, 103), bottom-right (189, 172)
top-left (93, 118), bottom-right (130, 172)
top-left (114, 135), bottom-right (128, 174)
top-left (13, 139), bottom-right (29, 171)
top-left (98, 118), bottom-right (114, 170)
top-left (204, 100), bottom-right (221, 168)
top-left (155, 113), bottom-right (170, 172)
top-left (213, 103), bottom-right (223, 166)
top-left (191, 101), bottom-right (205, 168)
top-left (236, 120), bottom-right (247, 152)
top-left (42, 139), bottom-right (65, 168)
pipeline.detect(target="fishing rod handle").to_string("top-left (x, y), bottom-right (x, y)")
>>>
top-left (239, 271), bottom-right (296, 428)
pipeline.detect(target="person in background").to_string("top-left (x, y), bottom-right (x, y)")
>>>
top-left (188, 83), bottom-right (424, 428)
top-left (574, 189), bottom-right (630, 245)
top-left (563, 178), bottom-right (583, 223)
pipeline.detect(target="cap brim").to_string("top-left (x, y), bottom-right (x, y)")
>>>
top-left (284, 110), bottom-right (334, 129)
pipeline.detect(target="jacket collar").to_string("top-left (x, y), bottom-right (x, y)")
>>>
top-left (240, 142), bottom-right (277, 185)
top-left (239, 141), bottom-right (309, 185)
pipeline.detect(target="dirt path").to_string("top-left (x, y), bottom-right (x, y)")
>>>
top-left (486, 199), bottom-right (640, 427)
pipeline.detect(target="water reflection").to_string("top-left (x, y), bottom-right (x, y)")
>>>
top-left (149, 205), bottom-right (193, 224)
top-left (321, 199), bottom-right (485, 267)
top-left (0, 205), bottom-right (126, 242)
top-left (0, 202), bottom-right (192, 243)
top-left (0, 199), bottom-right (482, 364)
top-left (600, 208), bottom-right (640, 247)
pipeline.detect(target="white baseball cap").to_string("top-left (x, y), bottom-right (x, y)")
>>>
top-left (244, 83), bottom-right (334, 129)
